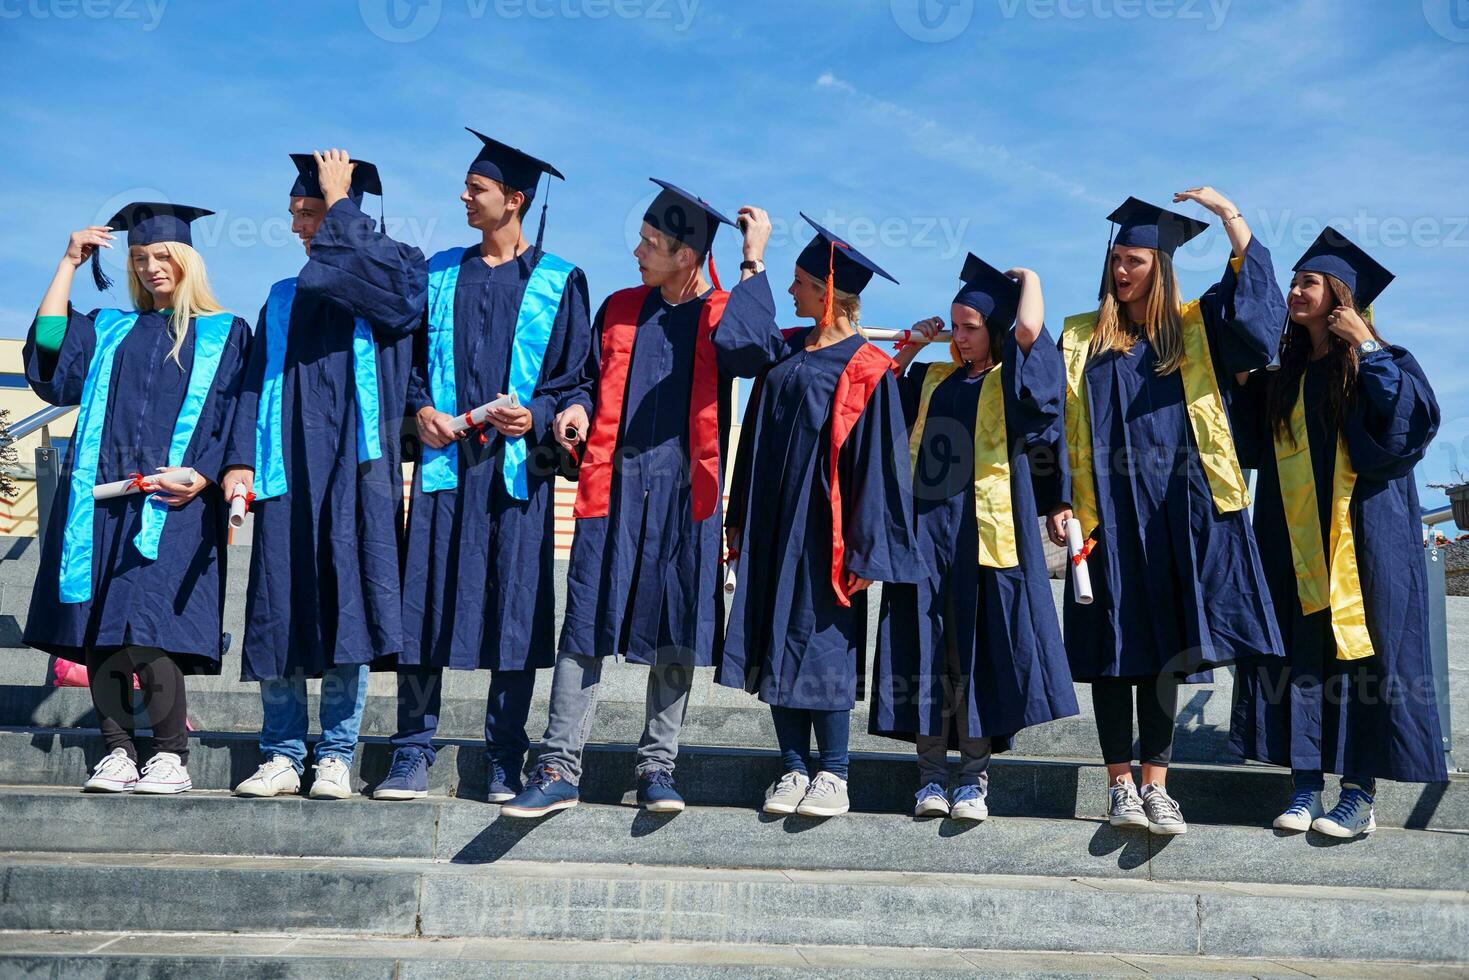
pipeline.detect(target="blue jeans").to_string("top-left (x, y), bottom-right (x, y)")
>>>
top-left (770, 705), bottom-right (850, 780)
top-left (258, 665), bottom-right (369, 774)
top-left (390, 664), bottom-right (537, 768)
top-left (1293, 770), bottom-right (1377, 797)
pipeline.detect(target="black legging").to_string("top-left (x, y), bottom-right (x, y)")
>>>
top-left (84, 646), bottom-right (189, 764)
top-left (1091, 676), bottom-right (1179, 767)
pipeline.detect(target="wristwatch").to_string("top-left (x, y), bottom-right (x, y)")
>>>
top-left (740, 259), bottom-right (765, 274)
top-left (1355, 339), bottom-right (1384, 356)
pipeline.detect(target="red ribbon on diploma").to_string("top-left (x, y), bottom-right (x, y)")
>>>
top-left (1071, 537), bottom-right (1096, 566)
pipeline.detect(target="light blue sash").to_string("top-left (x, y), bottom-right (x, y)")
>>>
top-left (255, 277), bottom-right (381, 500)
top-left (59, 309), bottom-right (234, 603)
top-left (421, 248), bottom-right (573, 497)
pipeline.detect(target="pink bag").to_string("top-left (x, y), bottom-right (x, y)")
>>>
top-left (52, 657), bottom-right (142, 690)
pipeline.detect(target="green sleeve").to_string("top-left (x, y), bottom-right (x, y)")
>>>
top-left (33, 315), bottom-right (69, 354)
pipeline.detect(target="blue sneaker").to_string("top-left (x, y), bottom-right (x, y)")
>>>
top-left (914, 782), bottom-right (949, 818)
top-left (1312, 786), bottom-right (1376, 838)
top-left (487, 757), bottom-right (525, 804)
top-left (372, 748), bottom-right (429, 801)
top-left (636, 768), bottom-right (685, 813)
top-left (499, 764), bottom-right (578, 817)
top-left (950, 784), bottom-right (988, 822)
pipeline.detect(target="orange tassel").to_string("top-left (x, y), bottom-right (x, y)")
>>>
top-left (706, 250), bottom-right (722, 292)
top-left (822, 240), bottom-right (837, 329)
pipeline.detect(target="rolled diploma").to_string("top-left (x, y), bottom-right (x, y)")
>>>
top-left (447, 391), bottom-right (519, 434)
top-left (723, 555), bottom-right (739, 595)
top-left (228, 486), bottom-right (250, 528)
top-left (1065, 517), bottom-right (1094, 605)
top-left (860, 327), bottom-right (952, 343)
top-left (93, 467), bottom-right (197, 501)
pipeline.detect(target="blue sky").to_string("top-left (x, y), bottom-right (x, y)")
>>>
top-left (1, 0), bottom-right (1466, 506)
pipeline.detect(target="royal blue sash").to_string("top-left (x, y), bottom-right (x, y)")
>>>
top-left (59, 309), bottom-right (234, 603)
top-left (421, 247), bottom-right (573, 497)
top-left (255, 277), bottom-right (381, 500)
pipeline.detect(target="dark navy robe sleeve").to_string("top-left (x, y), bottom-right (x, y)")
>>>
top-left (1199, 238), bottom-right (1287, 375)
top-left (25, 305), bottom-right (98, 405)
top-left (527, 268), bottom-right (592, 443)
top-left (561, 298), bottom-right (608, 416)
top-left (897, 360), bottom-right (931, 428)
top-left (1003, 326), bottom-right (1069, 515)
top-left (1226, 370), bottom-right (1269, 471)
top-left (838, 370), bottom-right (925, 585)
top-left (405, 309), bottom-right (433, 415)
top-left (221, 303), bottom-right (267, 472)
top-left (712, 271), bottom-right (785, 378)
top-left (295, 198), bottom-right (428, 336)
top-left (1344, 347), bottom-right (1439, 482)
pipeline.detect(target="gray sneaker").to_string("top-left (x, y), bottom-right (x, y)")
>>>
top-left (1141, 782), bottom-right (1188, 836)
top-left (762, 771), bottom-right (810, 814)
top-left (1108, 775), bottom-right (1148, 829)
top-left (796, 771), bottom-right (850, 817)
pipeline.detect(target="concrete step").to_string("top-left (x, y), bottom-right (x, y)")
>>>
top-left (2, 851), bottom-right (1464, 964)
top-left (2, 727), bottom-right (1465, 831)
top-left (0, 682), bottom-right (1239, 763)
top-left (2, 933), bottom-right (1463, 979)
top-left (1, 786), bottom-right (1463, 892)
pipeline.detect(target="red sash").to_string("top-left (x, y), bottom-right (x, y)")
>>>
top-left (827, 343), bottom-right (898, 607)
top-left (573, 285), bottom-right (729, 520)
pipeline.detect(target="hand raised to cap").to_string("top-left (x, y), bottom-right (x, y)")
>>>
top-left (736, 206), bottom-right (772, 261)
top-left (314, 149), bottom-right (357, 209)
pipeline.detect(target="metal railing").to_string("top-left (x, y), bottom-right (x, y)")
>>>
top-left (1423, 506), bottom-right (1460, 772)
top-left (2, 404), bottom-right (77, 541)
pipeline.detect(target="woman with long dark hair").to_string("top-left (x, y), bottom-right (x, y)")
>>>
top-left (1230, 228), bottom-right (1444, 838)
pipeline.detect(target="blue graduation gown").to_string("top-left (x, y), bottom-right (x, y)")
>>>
top-left (1229, 347), bottom-right (1446, 783)
top-left (718, 330), bottom-right (926, 712)
top-left (23, 308), bottom-right (252, 671)
top-left (1064, 240), bottom-right (1287, 682)
top-left (871, 330), bottom-right (1079, 746)
top-left (226, 199), bottom-right (427, 681)
top-left (399, 245), bottom-right (591, 671)
top-left (558, 272), bottom-right (779, 667)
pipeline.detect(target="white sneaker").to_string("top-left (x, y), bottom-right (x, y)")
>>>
top-left (134, 752), bottom-right (192, 795)
top-left (949, 785), bottom-right (988, 822)
top-left (914, 782), bottom-right (950, 818)
top-left (762, 771), bottom-right (811, 815)
top-left (234, 755), bottom-right (301, 798)
top-left (1312, 786), bottom-right (1377, 838)
top-left (1107, 775), bottom-right (1148, 828)
top-left (83, 748), bottom-right (138, 793)
top-left (1141, 782), bottom-right (1188, 836)
top-left (1273, 789), bottom-right (1324, 832)
top-left (309, 755), bottom-right (354, 800)
top-left (796, 772), bottom-right (850, 817)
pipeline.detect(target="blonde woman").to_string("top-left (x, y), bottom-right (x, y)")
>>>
top-left (24, 202), bottom-right (251, 795)
top-left (1047, 190), bottom-right (1287, 834)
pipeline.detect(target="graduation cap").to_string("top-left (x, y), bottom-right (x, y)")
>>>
top-left (643, 178), bottom-right (735, 288)
top-left (1106, 196), bottom-right (1209, 257)
top-left (93, 201), bottom-right (214, 292)
top-left (795, 213), bottom-right (898, 330)
top-left (465, 128), bottom-right (565, 249)
top-left (1293, 227), bottom-right (1394, 310)
top-left (288, 153), bottom-right (383, 205)
top-left (953, 253), bottom-right (1020, 326)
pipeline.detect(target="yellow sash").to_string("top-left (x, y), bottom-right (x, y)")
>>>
top-left (1061, 298), bottom-right (1250, 540)
top-left (1272, 373), bottom-right (1374, 660)
top-left (909, 362), bottom-right (1018, 568)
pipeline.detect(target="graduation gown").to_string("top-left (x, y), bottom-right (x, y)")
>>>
top-left (1229, 347), bottom-right (1446, 783)
top-left (399, 245), bottom-right (591, 671)
top-left (871, 330), bottom-right (1079, 746)
top-left (718, 329), bottom-right (926, 712)
top-left (22, 307), bottom-right (252, 671)
top-left (226, 199), bottom-right (427, 681)
top-left (1064, 240), bottom-right (1286, 682)
top-left (558, 272), bottom-right (780, 667)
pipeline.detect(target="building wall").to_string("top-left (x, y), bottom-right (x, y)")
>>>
top-left (0, 338), bottom-right (76, 536)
